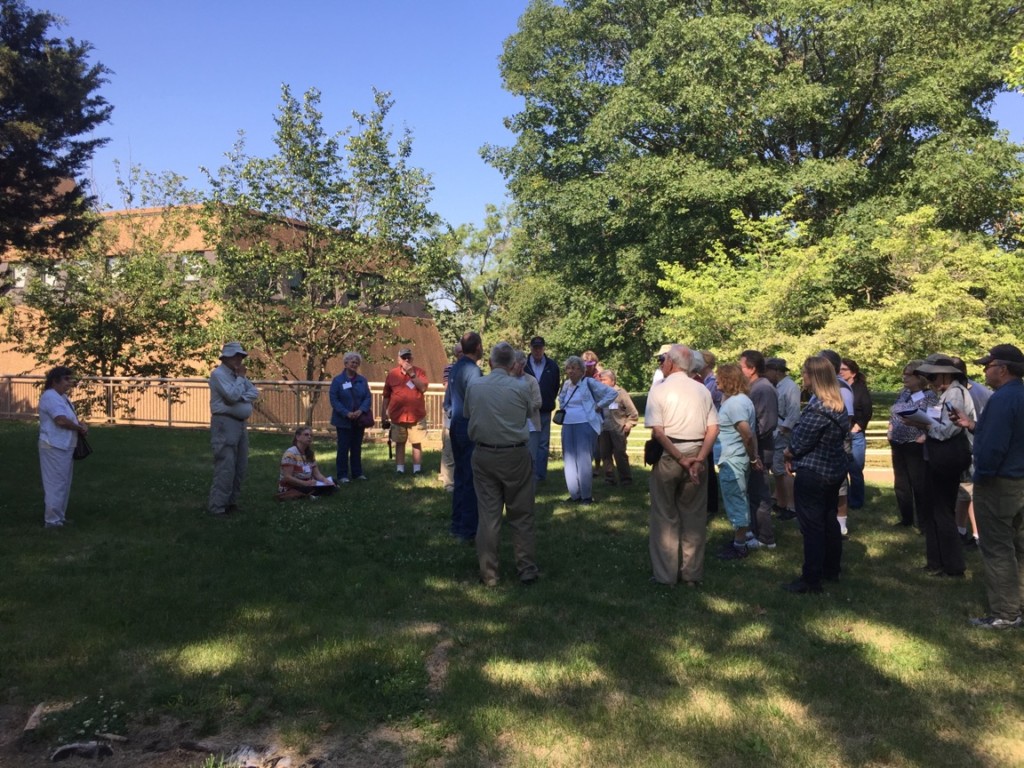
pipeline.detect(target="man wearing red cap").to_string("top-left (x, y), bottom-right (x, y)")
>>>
top-left (383, 348), bottom-right (429, 474)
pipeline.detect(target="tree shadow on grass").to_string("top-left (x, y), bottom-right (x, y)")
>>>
top-left (0, 423), bottom-right (1021, 766)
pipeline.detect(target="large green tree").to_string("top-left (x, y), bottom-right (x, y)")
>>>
top-left (0, 0), bottom-right (111, 255)
top-left (427, 204), bottom-right (519, 343)
top-left (488, 0), bottom-right (1024, 383)
top-left (202, 86), bottom-right (439, 387)
top-left (659, 206), bottom-right (1024, 388)
top-left (2, 167), bottom-right (213, 385)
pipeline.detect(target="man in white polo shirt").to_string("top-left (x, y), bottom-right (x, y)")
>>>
top-left (646, 345), bottom-right (719, 586)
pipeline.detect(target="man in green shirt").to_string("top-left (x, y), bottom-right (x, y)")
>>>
top-left (465, 341), bottom-right (540, 586)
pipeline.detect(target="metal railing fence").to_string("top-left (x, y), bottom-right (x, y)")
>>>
top-left (0, 375), bottom-right (446, 438)
top-left (0, 375), bottom-right (894, 464)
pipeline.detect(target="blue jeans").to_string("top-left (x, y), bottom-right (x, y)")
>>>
top-left (717, 458), bottom-right (750, 530)
top-left (533, 413), bottom-right (552, 480)
top-left (848, 430), bottom-right (866, 509)
top-left (450, 417), bottom-right (478, 539)
top-left (794, 469), bottom-right (844, 587)
top-left (562, 422), bottom-right (595, 500)
top-left (335, 425), bottom-right (365, 480)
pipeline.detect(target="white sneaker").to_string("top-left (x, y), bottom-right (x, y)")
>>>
top-left (970, 615), bottom-right (1022, 630)
top-left (340, 477), bottom-right (350, 484)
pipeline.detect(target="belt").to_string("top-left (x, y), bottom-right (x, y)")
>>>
top-left (669, 437), bottom-right (703, 443)
top-left (476, 441), bottom-right (526, 450)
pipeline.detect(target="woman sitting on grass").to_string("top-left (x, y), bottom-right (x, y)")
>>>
top-left (277, 427), bottom-right (337, 500)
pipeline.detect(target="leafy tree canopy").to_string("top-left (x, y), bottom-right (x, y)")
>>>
top-left (0, 0), bottom-right (111, 255)
top-left (487, 0), bottom-right (1024, 386)
top-left (659, 206), bottom-right (1024, 389)
top-left (2, 166), bottom-right (214, 389)
top-left (202, 85), bottom-right (439, 386)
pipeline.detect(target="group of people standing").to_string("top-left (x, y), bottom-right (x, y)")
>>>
top-left (884, 345), bottom-right (1024, 629)
top-left (37, 335), bottom-right (1024, 629)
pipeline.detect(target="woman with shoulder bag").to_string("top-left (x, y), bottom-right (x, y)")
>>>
top-left (329, 351), bottom-right (372, 483)
top-left (558, 356), bottom-right (617, 504)
top-left (909, 355), bottom-right (976, 578)
top-left (38, 366), bottom-right (89, 528)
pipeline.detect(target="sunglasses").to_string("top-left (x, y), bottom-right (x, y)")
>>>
top-left (656, 355), bottom-right (666, 364)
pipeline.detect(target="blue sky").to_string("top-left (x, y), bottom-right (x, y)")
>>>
top-left (42, 0), bottom-right (1024, 230)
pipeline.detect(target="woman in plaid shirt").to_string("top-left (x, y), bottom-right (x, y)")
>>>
top-left (782, 356), bottom-right (851, 594)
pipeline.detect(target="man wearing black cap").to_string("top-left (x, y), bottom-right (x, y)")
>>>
top-left (953, 344), bottom-right (1024, 629)
top-left (525, 336), bottom-right (560, 481)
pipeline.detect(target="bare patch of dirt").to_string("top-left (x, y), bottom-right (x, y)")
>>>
top-left (425, 639), bottom-right (454, 696)
top-left (0, 707), bottom-right (418, 768)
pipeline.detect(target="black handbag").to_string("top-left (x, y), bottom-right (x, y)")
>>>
top-left (926, 430), bottom-right (971, 475)
top-left (73, 434), bottom-right (92, 461)
top-left (554, 382), bottom-right (579, 426)
top-left (644, 438), bottom-right (664, 466)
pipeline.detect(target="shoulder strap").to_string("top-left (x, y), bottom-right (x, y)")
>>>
top-left (818, 406), bottom-right (849, 434)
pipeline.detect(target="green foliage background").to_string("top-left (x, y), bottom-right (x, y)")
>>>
top-left (478, 0), bottom-right (1024, 389)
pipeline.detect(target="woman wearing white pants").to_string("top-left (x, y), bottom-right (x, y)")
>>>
top-left (38, 366), bottom-right (88, 528)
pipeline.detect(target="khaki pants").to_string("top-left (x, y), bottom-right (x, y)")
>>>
top-left (599, 428), bottom-right (632, 482)
top-left (209, 414), bottom-right (248, 514)
top-left (472, 445), bottom-right (537, 584)
top-left (440, 426), bottom-right (455, 490)
top-left (973, 476), bottom-right (1024, 620)
top-left (649, 444), bottom-right (708, 584)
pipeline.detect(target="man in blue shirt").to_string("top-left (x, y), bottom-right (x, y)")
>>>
top-left (955, 344), bottom-right (1024, 630)
top-left (525, 336), bottom-right (561, 481)
top-left (448, 331), bottom-right (484, 544)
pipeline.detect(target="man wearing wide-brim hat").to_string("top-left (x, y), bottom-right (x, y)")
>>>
top-left (950, 343), bottom-right (1024, 629)
top-left (208, 342), bottom-right (260, 517)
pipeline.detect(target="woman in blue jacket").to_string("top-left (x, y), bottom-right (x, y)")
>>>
top-left (329, 351), bottom-right (372, 482)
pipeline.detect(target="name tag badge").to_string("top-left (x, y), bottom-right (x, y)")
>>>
top-left (910, 390), bottom-right (924, 403)
top-left (406, 380), bottom-right (416, 390)
top-left (926, 406), bottom-right (942, 420)
top-left (608, 403), bottom-right (620, 410)
top-left (342, 382), bottom-right (352, 390)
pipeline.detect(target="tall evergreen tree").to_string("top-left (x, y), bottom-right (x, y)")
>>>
top-left (0, 0), bottom-right (111, 255)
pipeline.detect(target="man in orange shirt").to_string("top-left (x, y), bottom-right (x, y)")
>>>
top-left (383, 348), bottom-right (429, 474)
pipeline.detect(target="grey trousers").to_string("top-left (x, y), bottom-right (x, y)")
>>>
top-left (472, 444), bottom-right (537, 584)
top-left (208, 414), bottom-right (249, 514)
top-left (973, 476), bottom-right (1024, 620)
top-left (649, 445), bottom-right (708, 584)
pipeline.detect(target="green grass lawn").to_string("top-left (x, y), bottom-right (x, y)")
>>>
top-left (1, 420), bottom-right (1021, 767)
